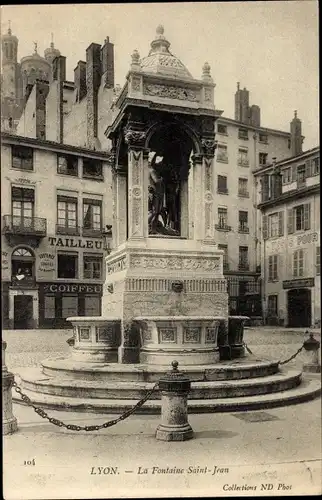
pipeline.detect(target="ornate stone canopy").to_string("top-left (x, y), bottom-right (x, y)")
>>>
top-left (140, 25), bottom-right (193, 79)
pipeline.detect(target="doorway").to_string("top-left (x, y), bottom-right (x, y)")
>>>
top-left (287, 288), bottom-right (311, 327)
top-left (14, 295), bottom-right (33, 329)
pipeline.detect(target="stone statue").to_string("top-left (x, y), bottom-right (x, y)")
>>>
top-left (148, 153), bottom-right (180, 236)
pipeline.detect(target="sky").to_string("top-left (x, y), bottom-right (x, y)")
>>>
top-left (1, 1), bottom-right (319, 149)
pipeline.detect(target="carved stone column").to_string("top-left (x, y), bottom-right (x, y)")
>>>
top-left (124, 127), bottom-right (149, 240)
top-left (191, 154), bottom-right (204, 241)
top-left (201, 138), bottom-right (216, 244)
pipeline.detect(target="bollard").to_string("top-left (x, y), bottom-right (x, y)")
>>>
top-left (156, 360), bottom-right (194, 441)
top-left (2, 341), bottom-right (18, 435)
top-left (303, 332), bottom-right (321, 373)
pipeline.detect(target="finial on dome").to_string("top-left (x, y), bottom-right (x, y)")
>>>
top-left (294, 110), bottom-right (297, 119)
top-left (8, 20), bottom-right (12, 35)
top-left (237, 81), bottom-right (240, 90)
top-left (50, 33), bottom-right (54, 48)
top-left (33, 41), bottom-right (38, 54)
top-left (156, 25), bottom-right (164, 35)
top-left (202, 61), bottom-right (213, 82)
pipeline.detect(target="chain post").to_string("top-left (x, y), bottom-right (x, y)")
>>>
top-left (303, 331), bottom-right (321, 373)
top-left (156, 360), bottom-right (194, 442)
top-left (2, 341), bottom-right (18, 435)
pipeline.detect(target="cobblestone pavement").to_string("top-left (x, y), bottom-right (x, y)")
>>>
top-left (2, 327), bottom-right (320, 372)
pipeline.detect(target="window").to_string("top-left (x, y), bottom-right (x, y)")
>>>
top-left (238, 211), bottom-right (249, 233)
top-left (11, 187), bottom-right (34, 228)
top-left (217, 175), bottom-right (228, 194)
top-left (238, 178), bottom-right (249, 197)
top-left (217, 124), bottom-right (227, 135)
top-left (282, 167), bottom-right (292, 184)
top-left (238, 148), bottom-right (249, 166)
top-left (83, 255), bottom-right (103, 279)
top-left (238, 128), bottom-right (248, 140)
top-left (83, 199), bottom-right (102, 234)
top-left (218, 244), bottom-right (229, 270)
top-left (312, 157), bottom-right (320, 175)
top-left (216, 144), bottom-right (228, 162)
top-left (293, 249), bottom-right (304, 277)
top-left (259, 152), bottom-right (268, 166)
top-left (12, 145), bottom-right (33, 171)
top-left (61, 295), bottom-right (78, 318)
top-left (57, 155), bottom-right (78, 176)
top-left (268, 295), bottom-right (278, 316)
top-left (11, 247), bottom-right (35, 282)
top-left (268, 255), bottom-right (278, 281)
top-left (297, 164), bottom-right (306, 187)
top-left (83, 158), bottom-right (103, 179)
top-left (84, 296), bottom-right (100, 316)
top-left (316, 247), bottom-right (320, 276)
top-left (288, 204), bottom-right (310, 234)
top-left (239, 246), bottom-right (249, 270)
top-left (217, 207), bottom-right (228, 229)
top-left (57, 196), bottom-right (78, 234)
top-left (268, 213), bottom-right (279, 237)
top-left (259, 133), bottom-right (268, 144)
top-left (58, 253), bottom-right (78, 279)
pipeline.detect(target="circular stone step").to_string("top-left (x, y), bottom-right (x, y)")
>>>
top-left (40, 355), bottom-right (280, 382)
top-left (18, 367), bottom-right (301, 400)
top-left (12, 376), bottom-right (321, 414)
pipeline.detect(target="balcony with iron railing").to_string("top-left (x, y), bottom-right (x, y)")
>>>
top-left (82, 226), bottom-right (104, 237)
top-left (238, 261), bottom-right (250, 271)
top-left (215, 222), bottom-right (232, 232)
top-left (11, 275), bottom-right (37, 288)
top-left (3, 215), bottom-right (47, 237)
top-left (216, 154), bottom-right (229, 163)
top-left (56, 224), bottom-right (81, 236)
top-left (217, 187), bottom-right (229, 195)
top-left (238, 190), bottom-right (250, 198)
top-left (238, 158), bottom-right (250, 167)
top-left (238, 224), bottom-right (250, 234)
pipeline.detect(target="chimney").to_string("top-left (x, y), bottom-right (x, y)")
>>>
top-left (235, 83), bottom-right (250, 124)
top-left (74, 60), bottom-right (87, 102)
top-left (52, 55), bottom-right (66, 143)
top-left (249, 104), bottom-right (261, 127)
top-left (101, 37), bottom-right (114, 88)
top-left (86, 43), bottom-right (102, 148)
top-left (35, 80), bottom-right (49, 139)
top-left (290, 110), bottom-right (303, 156)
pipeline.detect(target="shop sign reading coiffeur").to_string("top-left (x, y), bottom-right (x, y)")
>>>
top-left (43, 283), bottom-right (103, 293)
top-left (48, 237), bottom-right (103, 250)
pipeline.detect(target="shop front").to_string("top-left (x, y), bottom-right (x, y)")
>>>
top-left (39, 282), bottom-right (103, 328)
top-left (283, 278), bottom-right (315, 328)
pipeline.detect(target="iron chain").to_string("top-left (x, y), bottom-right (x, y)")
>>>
top-left (278, 345), bottom-right (304, 365)
top-left (12, 381), bottom-right (158, 432)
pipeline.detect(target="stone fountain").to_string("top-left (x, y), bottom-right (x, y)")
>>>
top-left (14, 27), bottom-right (320, 413)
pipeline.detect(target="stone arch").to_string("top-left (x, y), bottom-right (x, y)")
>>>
top-left (145, 120), bottom-right (201, 155)
top-left (11, 246), bottom-right (35, 280)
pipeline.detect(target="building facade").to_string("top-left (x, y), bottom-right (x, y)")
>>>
top-left (1, 133), bottom-right (112, 329)
top-left (1, 25), bottom-right (309, 327)
top-left (256, 146), bottom-right (320, 327)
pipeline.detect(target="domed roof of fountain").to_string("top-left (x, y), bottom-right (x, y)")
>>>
top-left (140, 25), bottom-right (193, 79)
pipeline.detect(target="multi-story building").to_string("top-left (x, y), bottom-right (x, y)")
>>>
top-left (213, 89), bottom-right (300, 320)
top-left (255, 144), bottom-right (320, 327)
top-left (1, 24), bottom-right (308, 327)
top-left (1, 133), bottom-right (112, 329)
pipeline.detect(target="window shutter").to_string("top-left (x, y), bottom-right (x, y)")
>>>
top-left (304, 204), bottom-right (311, 230)
top-left (293, 251), bottom-right (298, 277)
top-left (268, 256), bottom-right (272, 280)
top-left (305, 160), bottom-right (312, 178)
top-left (278, 211), bottom-right (284, 236)
top-left (287, 209), bottom-right (294, 234)
top-left (291, 166), bottom-right (297, 182)
top-left (262, 214), bottom-right (268, 240)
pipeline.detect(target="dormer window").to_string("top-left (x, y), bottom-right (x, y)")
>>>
top-left (57, 155), bottom-right (78, 176)
top-left (82, 158), bottom-right (103, 180)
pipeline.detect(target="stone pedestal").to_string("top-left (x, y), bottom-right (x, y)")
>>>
top-left (2, 341), bottom-right (18, 435)
top-left (67, 317), bottom-right (121, 363)
top-left (228, 316), bottom-right (249, 358)
top-left (156, 361), bottom-right (193, 441)
top-left (134, 316), bottom-right (223, 365)
top-left (303, 333), bottom-right (321, 373)
top-left (102, 238), bottom-right (228, 364)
